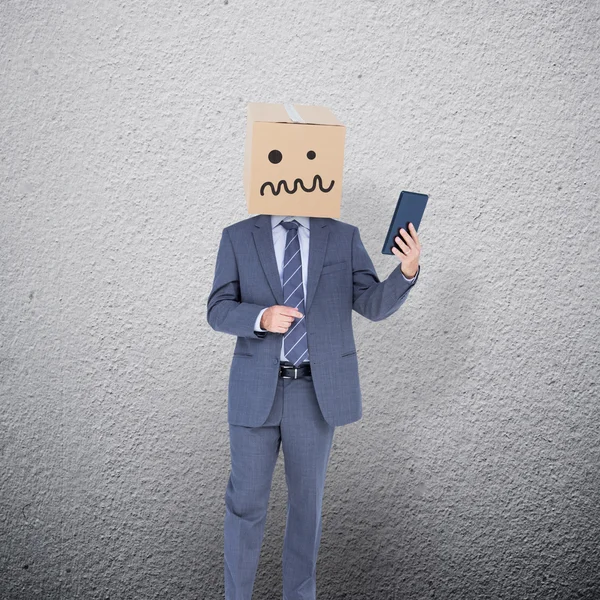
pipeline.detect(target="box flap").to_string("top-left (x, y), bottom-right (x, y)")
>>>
top-left (247, 102), bottom-right (343, 126)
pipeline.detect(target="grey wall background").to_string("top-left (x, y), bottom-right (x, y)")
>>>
top-left (1, 1), bottom-right (598, 598)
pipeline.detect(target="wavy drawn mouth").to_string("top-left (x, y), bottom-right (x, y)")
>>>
top-left (260, 174), bottom-right (335, 197)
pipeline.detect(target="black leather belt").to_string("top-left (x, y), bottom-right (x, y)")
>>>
top-left (279, 361), bottom-right (311, 379)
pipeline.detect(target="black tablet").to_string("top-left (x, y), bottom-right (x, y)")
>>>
top-left (381, 190), bottom-right (429, 255)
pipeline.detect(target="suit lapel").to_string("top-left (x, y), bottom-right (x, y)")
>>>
top-left (252, 214), bottom-right (283, 304)
top-left (305, 217), bottom-right (330, 314)
top-left (252, 214), bottom-right (330, 313)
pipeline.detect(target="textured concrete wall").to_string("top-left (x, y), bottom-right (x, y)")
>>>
top-left (1, 1), bottom-right (599, 598)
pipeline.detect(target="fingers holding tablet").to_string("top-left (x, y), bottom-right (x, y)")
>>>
top-left (395, 223), bottom-right (420, 254)
top-left (391, 222), bottom-right (421, 278)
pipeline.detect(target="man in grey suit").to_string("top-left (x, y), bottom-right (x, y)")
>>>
top-left (207, 213), bottom-right (421, 600)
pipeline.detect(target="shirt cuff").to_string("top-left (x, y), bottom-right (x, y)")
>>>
top-left (254, 307), bottom-right (268, 332)
top-left (399, 265), bottom-right (419, 283)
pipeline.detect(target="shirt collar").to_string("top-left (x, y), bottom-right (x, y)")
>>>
top-left (270, 215), bottom-right (311, 230)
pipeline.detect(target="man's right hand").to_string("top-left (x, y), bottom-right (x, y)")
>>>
top-left (260, 305), bottom-right (303, 334)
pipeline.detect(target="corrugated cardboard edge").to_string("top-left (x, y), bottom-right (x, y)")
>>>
top-left (243, 107), bottom-right (254, 198)
top-left (247, 102), bottom-right (344, 127)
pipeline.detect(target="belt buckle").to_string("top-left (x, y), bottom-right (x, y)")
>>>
top-left (281, 365), bottom-right (298, 379)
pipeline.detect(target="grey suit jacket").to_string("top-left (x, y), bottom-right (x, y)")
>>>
top-left (206, 213), bottom-right (420, 427)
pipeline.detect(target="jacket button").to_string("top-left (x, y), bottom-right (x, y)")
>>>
top-left (273, 358), bottom-right (278, 364)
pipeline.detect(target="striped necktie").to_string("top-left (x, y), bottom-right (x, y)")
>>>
top-left (280, 219), bottom-right (309, 366)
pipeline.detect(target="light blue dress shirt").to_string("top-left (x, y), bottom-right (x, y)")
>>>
top-left (253, 215), bottom-right (417, 363)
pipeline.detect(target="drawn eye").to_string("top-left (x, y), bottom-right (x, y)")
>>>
top-left (268, 150), bottom-right (282, 164)
top-left (307, 150), bottom-right (316, 160)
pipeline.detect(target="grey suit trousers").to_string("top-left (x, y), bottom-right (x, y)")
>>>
top-left (224, 370), bottom-right (335, 600)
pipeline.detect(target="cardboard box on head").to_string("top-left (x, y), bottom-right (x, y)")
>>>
top-left (244, 102), bottom-right (346, 218)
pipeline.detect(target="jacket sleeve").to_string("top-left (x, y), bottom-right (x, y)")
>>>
top-left (207, 227), bottom-right (268, 338)
top-left (351, 226), bottom-right (420, 321)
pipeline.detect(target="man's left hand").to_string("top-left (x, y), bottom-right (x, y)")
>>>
top-left (392, 222), bottom-right (421, 279)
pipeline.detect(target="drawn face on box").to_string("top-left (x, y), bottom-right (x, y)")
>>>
top-left (246, 121), bottom-right (345, 218)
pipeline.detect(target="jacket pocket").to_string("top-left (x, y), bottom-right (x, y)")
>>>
top-left (341, 349), bottom-right (357, 357)
top-left (233, 352), bottom-right (253, 358)
top-left (321, 261), bottom-right (348, 275)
